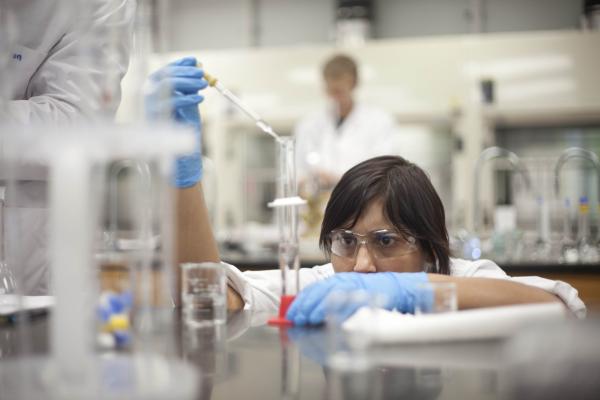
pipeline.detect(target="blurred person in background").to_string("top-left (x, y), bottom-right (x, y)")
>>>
top-left (1, 0), bottom-right (134, 294)
top-left (294, 53), bottom-right (397, 189)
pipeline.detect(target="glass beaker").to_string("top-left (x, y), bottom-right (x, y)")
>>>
top-left (180, 262), bottom-right (226, 328)
top-left (414, 282), bottom-right (458, 315)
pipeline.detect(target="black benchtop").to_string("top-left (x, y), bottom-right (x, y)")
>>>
top-left (2, 310), bottom-right (600, 399)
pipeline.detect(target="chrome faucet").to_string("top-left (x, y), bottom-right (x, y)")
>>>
top-left (473, 147), bottom-right (532, 235)
top-left (553, 147), bottom-right (600, 263)
top-left (553, 147), bottom-right (600, 199)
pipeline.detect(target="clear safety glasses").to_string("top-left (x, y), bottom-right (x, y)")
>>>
top-left (328, 229), bottom-right (418, 260)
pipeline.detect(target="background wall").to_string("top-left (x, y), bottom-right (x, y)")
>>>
top-left (163, 0), bottom-right (583, 51)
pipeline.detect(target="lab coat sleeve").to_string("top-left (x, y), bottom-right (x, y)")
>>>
top-left (223, 262), bottom-right (334, 313)
top-left (7, 0), bottom-right (134, 124)
top-left (451, 258), bottom-right (587, 318)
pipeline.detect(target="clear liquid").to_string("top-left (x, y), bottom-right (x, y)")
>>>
top-left (183, 293), bottom-right (226, 328)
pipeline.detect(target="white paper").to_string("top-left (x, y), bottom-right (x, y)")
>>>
top-left (343, 303), bottom-right (566, 343)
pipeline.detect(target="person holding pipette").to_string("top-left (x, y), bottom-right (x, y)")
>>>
top-left (163, 58), bottom-right (585, 325)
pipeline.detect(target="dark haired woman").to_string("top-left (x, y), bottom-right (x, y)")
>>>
top-left (218, 156), bottom-right (585, 325)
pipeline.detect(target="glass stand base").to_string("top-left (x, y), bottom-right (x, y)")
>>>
top-left (268, 295), bottom-right (296, 326)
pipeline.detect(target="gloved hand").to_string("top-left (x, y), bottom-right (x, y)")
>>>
top-left (146, 56), bottom-right (208, 188)
top-left (286, 272), bottom-right (429, 326)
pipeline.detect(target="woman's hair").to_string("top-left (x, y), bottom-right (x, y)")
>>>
top-left (319, 155), bottom-right (451, 275)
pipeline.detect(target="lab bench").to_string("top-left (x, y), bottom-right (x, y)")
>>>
top-left (2, 310), bottom-right (599, 399)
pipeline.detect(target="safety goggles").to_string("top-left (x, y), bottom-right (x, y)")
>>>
top-left (328, 229), bottom-right (417, 260)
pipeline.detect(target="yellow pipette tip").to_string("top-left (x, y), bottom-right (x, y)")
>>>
top-left (196, 62), bottom-right (218, 87)
top-left (204, 72), bottom-right (218, 87)
top-left (204, 72), bottom-right (217, 86)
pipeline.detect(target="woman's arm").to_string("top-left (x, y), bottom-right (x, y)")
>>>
top-left (428, 274), bottom-right (561, 309)
top-left (175, 183), bottom-right (244, 310)
top-left (176, 183), bottom-right (219, 264)
top-left (286, 271), bottom-right (564, 326)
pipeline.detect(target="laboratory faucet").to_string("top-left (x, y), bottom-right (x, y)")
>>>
top-left (107, 159), bottom-right (153, 250)
top-left (553, 147), bottom-right (600, 199)
top-left (473, 147), bottom-right (532, 235)
top-left (553, 147), bottom-right (600, 262)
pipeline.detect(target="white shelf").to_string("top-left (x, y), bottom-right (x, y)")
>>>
top-left (484, 105), bottom-right (600, 128)
top-left (393, 110), bottom-right (459, 127)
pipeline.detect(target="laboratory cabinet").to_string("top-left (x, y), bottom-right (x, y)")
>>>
top-left (508, 266), bottom-right (600, 315)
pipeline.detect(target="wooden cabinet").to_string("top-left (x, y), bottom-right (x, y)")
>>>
top-left (508, 267), bottom-right (600, 315)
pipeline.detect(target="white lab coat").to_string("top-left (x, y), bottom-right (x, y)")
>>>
top-left (294, 103), bottom-right (397, 181)
top-left (4, 0), bottom-right (134, 123)
top-left (1, 0), bottom-right (134, 294)
top-left (224, 258), bottom-right (587, 319)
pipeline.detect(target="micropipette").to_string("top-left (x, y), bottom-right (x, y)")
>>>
top-left (203, 72), bottom-right (281, 142)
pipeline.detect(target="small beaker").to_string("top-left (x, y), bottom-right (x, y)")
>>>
top-left (414, 282), bottom-right (457, 315)
top-left (180, 262), bottom-right (226, 328)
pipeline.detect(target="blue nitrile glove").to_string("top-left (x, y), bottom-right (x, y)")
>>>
top-left (146, 56), bottom-right (208, 188)
top-left (286, 272), bottom-right (429, 326)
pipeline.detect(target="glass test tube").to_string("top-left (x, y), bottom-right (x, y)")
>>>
top-left (267, 137), bottom-right (302, 326)
top-left (277, 137), bottom-right (300, 298)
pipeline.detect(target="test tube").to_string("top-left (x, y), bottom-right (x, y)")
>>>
top-left (268, 137), bottom-right (305, 326)
top-left (278, 137), bottom-right (299, 296)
